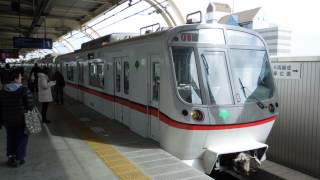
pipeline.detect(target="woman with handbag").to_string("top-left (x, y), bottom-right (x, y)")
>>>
top-left (38, 67), bottom-right (55, 123)
top-left (0, 68), bottom-right (34, 167)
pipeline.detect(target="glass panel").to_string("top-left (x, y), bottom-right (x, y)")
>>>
top-left (124, 62), bottom-right (129, 94)
top-left (66, 64), bottom-right (74, 81)
top-left (200, 51), bottom-right (233, 104)
top-left (227, 30), bottom-right (264, 47)
top-left (198, 29), bottom-right (225, 44)
top-left (89, 63), bottom-right (104, 88)
top-left (116, 61), bottom-right (121, 92)
top-left (78, 64), bottom-right (84, 83)
top-left (229, 49), bottom-right (274, 103)
top-left (89, 63), bottom-right (95, 85)
top-left (172, 46), bottom-right (202, 104)
top-left (152, 62), bottom-right (160, 101)
top-left (97, 64), bottom-right (103, 75)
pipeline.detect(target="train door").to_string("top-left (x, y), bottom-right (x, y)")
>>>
top-left (77, 62), bottom-right (84, 102)
top-left (122, 58), bottom-right (131, 127)
top-left (114, 57), bottom-right (123, 123)
top-left (149, 55), bottom-right (160, 141)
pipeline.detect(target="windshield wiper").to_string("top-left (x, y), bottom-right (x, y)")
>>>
top-left (238, 78), bottom-right (265, 109)
top-left (201, 54), bottom-right (209, 74)
top-left (238, 78), bottom-right (247, 98)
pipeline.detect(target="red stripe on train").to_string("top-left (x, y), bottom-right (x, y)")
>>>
top-left (159, 113), bottom-right (276, 130)
top-left (66, 82), bottom-right (276, 130)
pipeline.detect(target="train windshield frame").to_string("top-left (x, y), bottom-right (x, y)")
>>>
top-left (170, 27), bottom-right (275, 105)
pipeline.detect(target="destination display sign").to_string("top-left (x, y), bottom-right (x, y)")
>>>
top-left (13, 37), bottom-right (53, 49)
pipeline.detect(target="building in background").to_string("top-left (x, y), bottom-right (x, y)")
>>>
top-left (218, 7), bottom-right (292, 57)
top-left (256, 27), bottom-right (292, 57)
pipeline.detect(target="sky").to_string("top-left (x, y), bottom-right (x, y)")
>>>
top-left (233, 0), bottom-right (320, 56)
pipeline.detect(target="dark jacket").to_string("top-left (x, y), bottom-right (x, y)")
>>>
top-left (0, 84), bottom-right (34, 127)
top-left (0, 68), bottom-right (11, 84)
top-left (53, 71), bottom-right (65, 88)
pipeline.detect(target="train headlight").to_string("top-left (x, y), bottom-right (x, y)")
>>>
top-left (191, 110), bottom-right (204, 121)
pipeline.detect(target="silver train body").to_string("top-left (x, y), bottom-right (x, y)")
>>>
top-left (50, 23), bottom-right (278, 174)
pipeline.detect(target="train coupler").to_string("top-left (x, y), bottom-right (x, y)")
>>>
top-left (233, 152), bottom-right (261, 175)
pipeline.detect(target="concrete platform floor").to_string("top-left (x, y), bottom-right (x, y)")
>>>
top-left (0, 108), bottom-right (117, 180)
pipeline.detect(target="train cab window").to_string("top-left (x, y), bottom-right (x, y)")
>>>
top-left (200, 51), bottom-right (233, 105)
top-left (89, 62), bottom-right (104, 88)
top-left (66, 64), bottom-right (74, 81)
top-left (152, 62), bottom-right (160, 101)
top-left (116, 61), bottom-right (121, 92)
top-left (123, 62), bottom-right (129, 94)
top-left (227, 30), bottom-right (264, 47)
top-left (229, 49), bottom-right (274, 103)
top-left (172, 46), bottom-right (202, 104)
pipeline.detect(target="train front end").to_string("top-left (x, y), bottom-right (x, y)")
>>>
top-left (164, 24), bottom-right (278, 175)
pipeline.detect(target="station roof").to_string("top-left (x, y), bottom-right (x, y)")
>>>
top-left (0, 0), bottom-right (124, 52)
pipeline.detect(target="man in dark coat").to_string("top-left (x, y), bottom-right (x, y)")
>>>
top-left (0, 68), bottom-right (34, 167)
top-left (53, 70), bottom-right (65, 104)
top-left (29, 63), bottom-right (40, 92)
top-left (0, 63), bottom-right (11, 85)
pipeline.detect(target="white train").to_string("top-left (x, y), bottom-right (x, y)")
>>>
top-left (50, 15), bottom-right (278, 175)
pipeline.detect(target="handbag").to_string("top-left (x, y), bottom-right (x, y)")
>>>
top-left (24, 107), bottom-right (42, 134)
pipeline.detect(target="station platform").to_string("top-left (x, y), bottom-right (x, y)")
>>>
top-left (0, 96), bottom-right (212, 180)
top-left (0, 96), bottom-right (317, 180)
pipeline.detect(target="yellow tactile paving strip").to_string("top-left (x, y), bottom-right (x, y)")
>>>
top-left (60, 106), bottom-right (150, 180)
top-left (87, 141), bottom-right (150, 180)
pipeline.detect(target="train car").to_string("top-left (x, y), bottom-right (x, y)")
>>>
top-left (55, 14), bottom-right (279, 175)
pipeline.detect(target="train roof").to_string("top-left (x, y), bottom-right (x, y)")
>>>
top-left (55, 23), bottom-right (264, 61)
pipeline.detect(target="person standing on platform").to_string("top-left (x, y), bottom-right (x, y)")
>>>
top-left (0, 63), bottom-right (12, 86)
top-left (0, 68), bottom-right (34, 167)
top-left (38, 67), bottom-right (56, 123)
top-left (53, 70), bottom-right (65, 104)
top-left (29, 63), bottom-right (40, 92)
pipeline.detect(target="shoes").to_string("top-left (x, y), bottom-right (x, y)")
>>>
top-left (19, 160), bottom-right (25, 165)
top-left (7, 157), bottom-right (18, 167)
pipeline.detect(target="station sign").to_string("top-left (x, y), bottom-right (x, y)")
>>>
top-left (272, 62), bottom-right (301, 79)
top-left (13, 37), bottom-right (53, 49)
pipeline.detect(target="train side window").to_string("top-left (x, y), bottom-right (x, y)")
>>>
top-left (116, 61), bottom-right (121, 92)
top-left (78, 63), bottom-right (84, 83)
top-left (152, 62), bottom-right (160, 101)
top-left (89, 62), bottom-right (104, 88)
top-left (89, 63), bottom-right (95, 86)
top-left (123, 61), bottom-right (129, 94)
top-left (97, 63), bottom-right (104, 87)
top-left (66, 64), bottom-right (74, 81)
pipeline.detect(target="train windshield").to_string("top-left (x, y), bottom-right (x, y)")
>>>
top-left (200, 51), bottom-right (233, 105)
top-left (172, 47), bottom-right (203, 104)
top-left (229, 49), bottom-right (274, 103)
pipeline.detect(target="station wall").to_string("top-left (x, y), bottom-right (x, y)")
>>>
top-left (268, 57), bottom-right (320, 178)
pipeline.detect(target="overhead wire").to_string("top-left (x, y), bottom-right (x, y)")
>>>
top-left (95, 0), bottom-right (169, 32)
top-left (68, 0), bottom-right (169, 43)
top-left (64, 0), bottom-right (144, 40)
